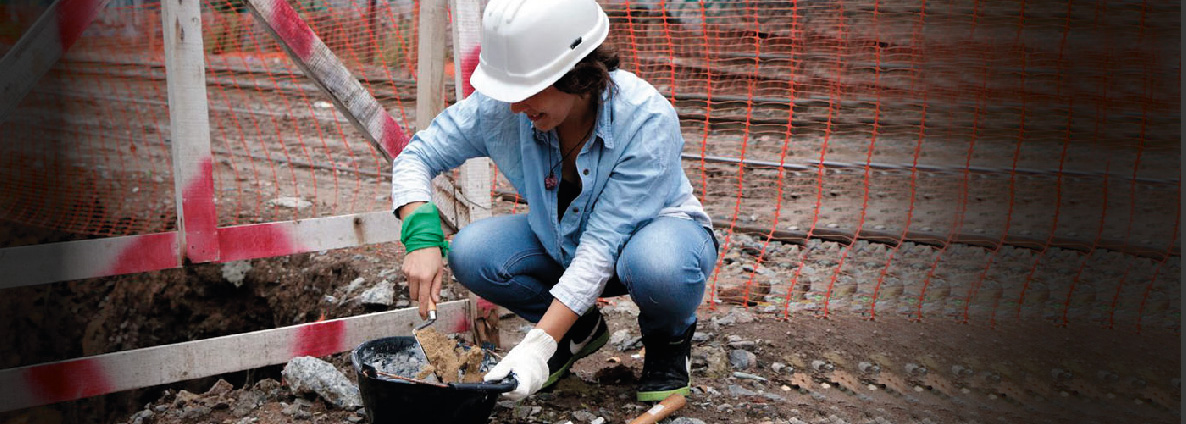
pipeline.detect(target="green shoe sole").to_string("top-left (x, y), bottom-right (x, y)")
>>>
top-left (541, 327), bottom-right (610, 390)
top-left (636, 385), bottom-right (690, 402)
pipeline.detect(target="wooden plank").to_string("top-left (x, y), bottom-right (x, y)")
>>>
top-left (243, 0), bottom-right (409, 161)
top-left (162, 0), bottom-right (219, 264)
top-left (0, 300), bottom-right (472, 412)
top-left (449, 0), bottom-right (490, 344)
top-left (0, 211), bottom-right (400, 289)
top-left (218, 211), bottom-right (400, 262)
top-left (0, 0), bottom-right (111, 125)
top-left (0, 233), bottom-right (179, 290)
top-left (414, 0), bottom-right (463, 232)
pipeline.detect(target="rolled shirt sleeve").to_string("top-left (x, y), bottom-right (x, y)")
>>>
top-left (391, 94), bottom-right (491, 211)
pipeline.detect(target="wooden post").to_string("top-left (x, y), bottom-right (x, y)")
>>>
top-left (162, 0), bottom-right (220, 264)
top-left (414, 0), bottom-right (469, 233)
top-left (449, 0), bottom-right (495, 347)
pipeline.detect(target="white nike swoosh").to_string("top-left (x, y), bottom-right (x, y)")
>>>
top-left (569, 323), bottom-right (599, 354)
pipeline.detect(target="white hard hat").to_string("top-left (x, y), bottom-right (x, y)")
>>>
top-left (470, 0), bottom-right (610, 103)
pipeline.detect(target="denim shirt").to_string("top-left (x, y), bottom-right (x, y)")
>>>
top-left (391, 70), bottom-right (712, 316)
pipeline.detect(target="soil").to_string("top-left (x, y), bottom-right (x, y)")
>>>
top-left (0, 219), bottom-right (1179, 424)
top-left (413, 327), bottom-right (486, 384)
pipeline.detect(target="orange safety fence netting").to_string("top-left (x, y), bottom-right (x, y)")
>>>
top-left (0, 0), bottom-right (1179, 330)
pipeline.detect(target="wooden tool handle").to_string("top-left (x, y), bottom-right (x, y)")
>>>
top-left (628, 393), bottom-right (687, 424)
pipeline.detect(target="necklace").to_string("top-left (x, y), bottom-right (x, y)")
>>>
top-left (544, 124), bottom-right (594, 190)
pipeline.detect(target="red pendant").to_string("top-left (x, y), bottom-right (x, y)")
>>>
top-left (544, 174), bottom-right (558, 190)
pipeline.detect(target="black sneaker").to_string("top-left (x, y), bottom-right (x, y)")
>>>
top-left (636, 321), bottom-right (696, 401)
top-left (541, 308), bottom-right (609, 390)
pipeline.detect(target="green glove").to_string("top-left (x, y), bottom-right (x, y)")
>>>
top-left (399, 203), bottom-right (449, 256)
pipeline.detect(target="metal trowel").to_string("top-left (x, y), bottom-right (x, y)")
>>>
top-left (412, 299), bottom-right (437, 364)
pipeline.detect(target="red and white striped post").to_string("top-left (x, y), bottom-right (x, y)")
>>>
top-left (162, 0), bottom-right (219, 263)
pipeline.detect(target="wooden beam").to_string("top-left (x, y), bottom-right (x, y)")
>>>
top-left (0, 300), bottom-right (472, 412)
top-left (243, 0), bottom-right (409, 161)
top-left (0, 0), bottom-right (111, 125)
top-left (0, 211), bottom-right (399, 289)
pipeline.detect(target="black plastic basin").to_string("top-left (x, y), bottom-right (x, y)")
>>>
top-left (351, 336), bottom-right (516, 424)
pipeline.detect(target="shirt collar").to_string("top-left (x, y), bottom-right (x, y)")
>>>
top-left (528, 87), bottom-right (616, 149)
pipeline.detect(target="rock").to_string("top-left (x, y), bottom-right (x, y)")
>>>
top-left (733, 371), bottom-right (767, 381)
top-left (205, 379), bottom-right (234, 397)
top-left (590, 418), bottom-right (605, 424)
top-left (729, 350), bottom-right (757, 370)
top-left (812, 360), bottom-right (833, 371)
top-left (572, 410), bottom-right (596, 422)
top-left (254, 378), bottom-right (283, 399)
top-left (728, 339), bottom-right (757, 349)
top-left (231, 390), bottom-right (265, 417)
top-left (728, 384), bottom-right (758, 397)
top-left (221, 261), bottom-right (252, 287)
top-left (396, 299), bottom-right (411, 308)
top-left (177, 405), bottom-right (211, 420)
top-left (692, 332), bottom-right (711, 342)
top-left (344, 277), bottom-right (366, 294)
top-left (282, 357), bottom-right (363, 409)
top-left (858, 362), bottom-right (879, 373)
top-left (671, 418), bottom-right (708, 424)
top-left (771, 362), bottom-right (788, 374)
top-left (347, 415), bottom-right (364, 423)
top-left (359, 280), bottom-right (395, 307)
top-left (699, 346), bottom-right (731, 379)
top-left (513, 405), bottom-right (539, 419)
top-left (129, 409), bottom-right (154, 424)
top-left (610, 329), bottom-right (642, 351)
top-left (171, 390), bottom-right (200, 408)
top-left (281, 399), bottom-right (313, 419)
top-left (607, 300), bottom-right (640, 316)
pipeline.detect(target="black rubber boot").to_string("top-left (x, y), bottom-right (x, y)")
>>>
top-left (541, 308), bottom-right (609, 390)
top-left (636, 321), bottom-right (696, 401)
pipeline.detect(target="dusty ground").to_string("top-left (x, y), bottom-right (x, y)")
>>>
top-left (0, 217), bottom-right (1179, 424)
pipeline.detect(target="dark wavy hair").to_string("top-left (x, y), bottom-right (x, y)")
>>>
top-left (553, 45), bottom-right (620, 98)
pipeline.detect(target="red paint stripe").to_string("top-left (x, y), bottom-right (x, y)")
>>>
top-left (23, 358), bottom-right (113, 405)
top-left (106, 233), bottom-right (180, 276)
top-left (217, 222), bottom-right (302, 262)
top-left (451, 313), bottom-right (470, 334)
top-left (56, 0), bottom-right (99, 49)
top-left (381, 113), bottom-right (409, 157)
top-left (460, 45), bottom-right (481, 98)
top-left (293, 320), bottom-right (347, 358)
top-left (182, 158), bottom-right (219, 262)
top-left (270, 0), bottom-right (314, 59)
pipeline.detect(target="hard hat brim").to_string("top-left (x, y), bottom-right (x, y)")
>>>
top-left (469, 63), bottom-right (561, 104)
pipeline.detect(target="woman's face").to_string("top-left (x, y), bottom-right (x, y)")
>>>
top-left (509, 86), bottom-right (580, 132)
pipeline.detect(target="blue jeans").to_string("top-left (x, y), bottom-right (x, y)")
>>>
top-left (449, 214), bottom-right (718, 338)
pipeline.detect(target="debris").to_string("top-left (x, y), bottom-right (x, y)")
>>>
top-left (729, 349), bottom-right (757, 370)
top-left (282, 356), bottom-right (363, 409)
top-left (611, 329), bottom-right (643, 351)
top-left (728, 384), bottom-right (758, 397)
top-left (359, 280), bottom-right (395, 307)
top-left (733, 372), bottom-right (767, 382)
top-left (221, 261), bottom-right (252, 287)
top-left (771, 362), bottom-right (788, 374)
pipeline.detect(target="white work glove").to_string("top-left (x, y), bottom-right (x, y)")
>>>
top-left (483, 328), bottom-right (557, 401)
